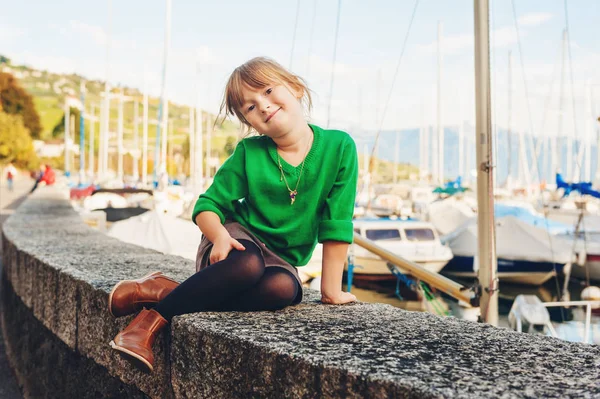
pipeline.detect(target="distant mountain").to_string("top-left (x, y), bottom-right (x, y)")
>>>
top-left (350, 126), bottom-right (599, 184)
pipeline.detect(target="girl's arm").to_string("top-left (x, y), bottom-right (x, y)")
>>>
top-left (320, 240), bottom-right (357, 304)
top-left (195, 211), bottom-right (246, 263)
top-left (195, 211), bottom-right (230, 242)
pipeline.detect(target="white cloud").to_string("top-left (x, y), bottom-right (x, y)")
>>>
top-left (9, 52), bottom-right (80, 75)
top-left (417, 25), bottom-right (519, 56)
top-left (69, 20), bottom-right (107, 46)
top-left (518, 12), bottom-right (553, 27)
top-left (47, 20), bottom-right (137, 51)
top-left (0, 23), bottom-right (26, 44)
top-left (417, 33), bottom-right (472, 55)
top-left (491, 26), bottom-right (518, 48)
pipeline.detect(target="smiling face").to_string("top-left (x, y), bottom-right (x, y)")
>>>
top-left (239, 83), bottom-right (304, 138)
top-left (220, 57), bottom-right (312, 136)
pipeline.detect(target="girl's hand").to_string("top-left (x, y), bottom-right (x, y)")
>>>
top-left (321, 291), bottom-right (357, 305)
top-left (209, 234), bottom-right (246, 264)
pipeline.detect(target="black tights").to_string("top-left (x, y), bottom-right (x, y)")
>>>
top-left (154, 240), bottom-right (300, 321)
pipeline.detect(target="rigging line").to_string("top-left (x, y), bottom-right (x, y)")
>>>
top-left (564, 1), bottom-right (593, 304)
top-left (491, 0), bottom-right (500, 189)
top-left (510, 0), bottom-right (538, 186)
top-left (326, 0), bottom-right (342, 128)
top-left (367, 0), bottom-right (420, 168)
top-left (507, 51), bottom-right (512, 181)
top-left (289, 0), bottom-right (301, 70)
top-left (535, 39), bottom-right (563, 183)
top-left (511, 0), bottom-right (564, 317)
top-left (564, 0), bottom-right (583, 182)
top-left (306, 0), bottom-right (318, 80)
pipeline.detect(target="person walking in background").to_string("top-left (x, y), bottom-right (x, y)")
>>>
top-left (107, 56), bottom-right (359, 373)
top-left (5, 162), bottom-right (17, 191)
top-left (29, 164), bottom-right (56, 193)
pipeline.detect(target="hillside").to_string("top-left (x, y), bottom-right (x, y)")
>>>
top-left (0, 56), bottom-right (421, 183)
top-left (0, 56), bottom-right (239, 159)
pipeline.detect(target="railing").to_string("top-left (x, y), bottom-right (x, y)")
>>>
top-left (542, 300), bottom-right (600, 344)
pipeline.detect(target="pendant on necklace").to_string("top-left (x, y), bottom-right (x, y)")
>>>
top-left (289, 190), bottom-right (297, 205)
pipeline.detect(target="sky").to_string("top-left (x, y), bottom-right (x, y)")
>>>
top-left (1, 0), bottom-right (599, 142)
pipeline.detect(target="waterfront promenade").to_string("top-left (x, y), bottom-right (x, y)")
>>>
top-left (0, 174), bottom-right (31, 399)
top-left (1, 184), bottom-right (599, 398)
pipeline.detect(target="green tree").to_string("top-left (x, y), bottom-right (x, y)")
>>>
top-left (51, 106), bottom-right (80, 138)
top-left (0, 72), bottom-right (42, 139)
top-left (0, 110), bottom-right (38, 168)
top-left (224, 136), bottom-right (235, 156)
top-left (182, 135), bottom-right (190, 160)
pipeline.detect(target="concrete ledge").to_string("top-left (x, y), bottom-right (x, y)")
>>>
top-left (2, 186), bottom-right (600, 398)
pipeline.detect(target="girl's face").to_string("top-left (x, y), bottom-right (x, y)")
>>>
top-left (238, 82), bottom-right (304, 138)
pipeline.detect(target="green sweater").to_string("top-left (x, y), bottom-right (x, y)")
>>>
top-left (192, 124), bottom-right (358, 266)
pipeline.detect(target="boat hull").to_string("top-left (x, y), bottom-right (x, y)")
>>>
top-left (570, 255), bottom-right (600, 282)
top-left (346, 256), bottom-right (451, 281)
top-left (442, 256), bottom-right (565, 285)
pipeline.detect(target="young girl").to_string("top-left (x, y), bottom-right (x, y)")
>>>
top-left (108, 57), bottom-right (358, 372)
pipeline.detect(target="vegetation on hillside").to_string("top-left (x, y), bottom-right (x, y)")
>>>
top-left (0, 55), bottom-right (422, 181)
top-left (0, 109), bottom-right (38, 169)
top-left (0, 55), bottom-right (243, 175)
top-left (0, 72), bottom-right (42, 139)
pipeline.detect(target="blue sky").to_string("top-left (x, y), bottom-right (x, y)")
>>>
top-left (1, 0), bottom-right (599, 140)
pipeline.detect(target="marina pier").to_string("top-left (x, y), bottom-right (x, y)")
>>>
top-left (1, 186), bottom-right (598, 398)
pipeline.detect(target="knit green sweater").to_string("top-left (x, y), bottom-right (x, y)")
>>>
top-left (192, 124), bottom-right (358, 266)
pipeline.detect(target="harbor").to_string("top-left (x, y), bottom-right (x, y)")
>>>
top-left (1, 0), bottom-right (600, 397)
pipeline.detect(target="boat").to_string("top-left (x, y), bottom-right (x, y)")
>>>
top-left (559, 232), bottom-right (600, 282)
top-left (426, 195), bottom-right (477, 235)
top-left (347, 217), bottom-right (453, 281)
top-left (442, 216), bottom-right (576, 285)
top-left (107, 209), bottom-right (202, 260)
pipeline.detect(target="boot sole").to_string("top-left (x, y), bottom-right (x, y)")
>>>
top-left (108, 271), bottom-right (162, 318)
top-left (109, 340), bottom-right (153, 373)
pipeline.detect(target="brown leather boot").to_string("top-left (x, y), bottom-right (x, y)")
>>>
top-left (109, 271), bottom-right (179, 317)
top-left (109, 308), bottom-right (168, 373)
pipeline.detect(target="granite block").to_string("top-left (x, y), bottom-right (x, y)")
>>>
top-left (2, 186), bottom-right (599, 399)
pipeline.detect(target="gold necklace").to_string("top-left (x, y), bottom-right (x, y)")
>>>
top-left (276, 135), bottom-right (312, 205)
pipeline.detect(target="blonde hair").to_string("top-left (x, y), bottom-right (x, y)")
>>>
top-left (218, 57), bottom-right (312, 134)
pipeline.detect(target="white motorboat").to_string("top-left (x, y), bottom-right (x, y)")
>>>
top-left (347, 217), bottom-right (454, 281)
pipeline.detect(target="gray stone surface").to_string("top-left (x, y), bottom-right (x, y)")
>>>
top-left (2, 271), bottom-right (148, 399)
top-left (0, 176), bottom-right (33, 399)
top-left (2, 186), bottom-right (600, 398)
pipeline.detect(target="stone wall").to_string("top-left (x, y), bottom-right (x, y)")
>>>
top-left (1, 187), bottom-right (599, 398)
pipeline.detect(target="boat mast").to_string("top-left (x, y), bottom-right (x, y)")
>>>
top-left (133, 97), bottom-right (139, 181)
top-left (154, 0), bottom-right (172, 183)
top-left (474, 0), bottom-right (498, 325)
top-left (596, 113), bottom-right (600, 186)
top-left (64, 99), bottom-right (70, 177)
top-left (558, 29), bottom-right (567, 179)
top-left (583, 81), bottom-right (591, 182)
top-left (506, 52), bottom-right (512, 187)
top-left (117, 88), bottom-right (124, 182)
top-left (437, 21), bottom-right (444, 185)
top-left (79, 81), bottom-right (86, 184)
top-left (421, 101), bottom-right (429, 181)
top-left (194, 58), bottom-right (204, 194)
top-left (142, 77), bottom-right (149, 187)
top-left (101, 0), bottom-right (112, 178)
top-left (458, 95), bottom-right (464, 180)
top-left (88, 103), bottom-right (95, 178)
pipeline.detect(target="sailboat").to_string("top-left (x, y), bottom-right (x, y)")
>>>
top-left (442, 216), bottom-right (575, 285)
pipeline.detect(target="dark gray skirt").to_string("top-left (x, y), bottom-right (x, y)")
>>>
top-left (196, 221), bottom-right (303, 304)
